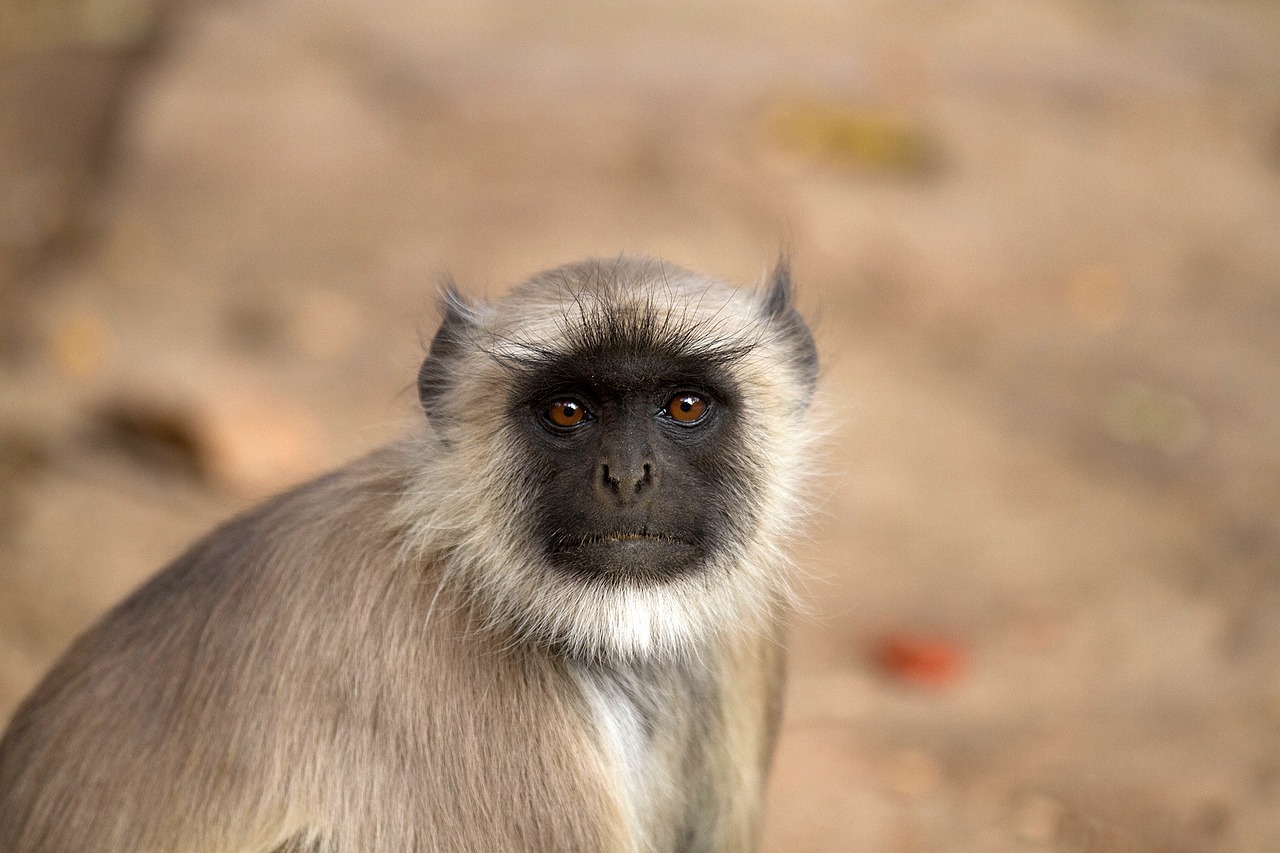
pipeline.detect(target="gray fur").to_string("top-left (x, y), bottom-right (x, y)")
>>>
top-left (0, 256), bottom-right (817, 852)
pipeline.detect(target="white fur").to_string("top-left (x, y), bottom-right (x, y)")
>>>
top-left (575, 668), bottom-right (652, 850)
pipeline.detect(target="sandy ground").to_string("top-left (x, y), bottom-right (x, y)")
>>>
top-left (2, 1), bottom-right (1280, 850)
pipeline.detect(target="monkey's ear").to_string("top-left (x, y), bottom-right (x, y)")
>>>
top-left (761, 257), bottom-right (795, 320)
top-left (418, 283), bottom-right (480, 422)
top-left (760, 257), bottom-right (819, 398)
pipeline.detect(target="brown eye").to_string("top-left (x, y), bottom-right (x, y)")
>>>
top-left (666, 392), bottom-right (708, 424)
top-left (546, 400), bottom-right (588, 428)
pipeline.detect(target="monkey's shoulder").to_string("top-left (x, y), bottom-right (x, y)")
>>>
top-left (0, 450), bottom-right (420, 838)
top-left (12, 450), bottom-right (412, 711)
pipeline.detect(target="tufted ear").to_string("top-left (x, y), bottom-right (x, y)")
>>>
top-left (418, 282), bottom-right (481, 422)
top-left (760, 256), bottom-right (819, 401)
top-left (761, 256), bottom-right (795, 321)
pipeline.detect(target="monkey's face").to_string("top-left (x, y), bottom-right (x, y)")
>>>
top-left (511, 346), bottom-right (751, 586)
top-left (407, 257), bottom-right (817, 659)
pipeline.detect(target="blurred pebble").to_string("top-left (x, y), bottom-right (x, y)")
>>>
top-left (1103, 381), bottom-right (1205, 457)
top-left (290, 290), bottom-right (364, 361)
top-left (1066, 263), bottom-right (1128, 331)
top-left (1013, 792), bottom-right (1064, 843)
top-left (763, 100), bottom-right (942, 176)
top-left (50, 308), bottom-right (111, 379)
top-left (871, 632), bottom-right (969, 689)
top-left (885, 749), bottom-right (942, 801)
top-left (201, 389), bottom-right (327, 494)
top-left (97, 386), bottom-right (327, 495)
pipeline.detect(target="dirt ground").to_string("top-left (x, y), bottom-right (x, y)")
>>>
top-left (2, 1), bottom-right (1280, 850)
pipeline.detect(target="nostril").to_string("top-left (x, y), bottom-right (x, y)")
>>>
top-left (598, 462), bottom-right (653, 498)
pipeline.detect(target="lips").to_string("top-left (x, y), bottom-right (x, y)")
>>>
top-left (568, 532), bottom-right (694, 548)
top-left (546, 530), bottom-right (704, 583)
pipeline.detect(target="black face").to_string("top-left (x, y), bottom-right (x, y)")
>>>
top-left (510, 349), bottom-right (753, 585)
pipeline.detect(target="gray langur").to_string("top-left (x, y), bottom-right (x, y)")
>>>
top-left (0, 255), bottom-right (819, 852)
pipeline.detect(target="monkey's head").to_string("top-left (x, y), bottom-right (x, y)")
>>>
top-left (400, 256), bottom-right (818, 661)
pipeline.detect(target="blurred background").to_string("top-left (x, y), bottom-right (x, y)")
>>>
top-left (2, 0), bottom-right (1279, 849)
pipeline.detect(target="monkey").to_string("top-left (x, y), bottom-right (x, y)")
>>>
top-left (0, 255), bottom-right (819, 852)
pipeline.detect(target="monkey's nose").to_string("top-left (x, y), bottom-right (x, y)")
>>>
top-left (597, 461), bottom-right (655, 503)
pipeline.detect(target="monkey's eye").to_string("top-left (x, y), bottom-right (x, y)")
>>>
top-left (545, 399), bottom-right (590, 428)
top-left (664, 392), bottom-right (709, 425)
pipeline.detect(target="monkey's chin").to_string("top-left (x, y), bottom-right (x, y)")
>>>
top-left (548, 537), bottom-right (705, 584)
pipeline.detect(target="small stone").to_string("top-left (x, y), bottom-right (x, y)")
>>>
top-left (95, 384), bottom-right (328, 495)
top-left (763, 100), bottom-right (942, 176)
top-left (871, 632), bottom-right (969, 689)
top-left (198, 388), bottom-right (328, 495)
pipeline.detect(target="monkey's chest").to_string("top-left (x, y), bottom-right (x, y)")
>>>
top-left (575, 667), bottom-right (733, 853)
top-left (578, 673), bottom-right (656, 829)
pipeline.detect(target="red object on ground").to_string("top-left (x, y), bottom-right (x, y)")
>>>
top-left (871, 633), bottom-right (968, 688)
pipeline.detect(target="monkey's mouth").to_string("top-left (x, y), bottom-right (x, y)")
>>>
top-left (548, 532), bottom-right (704, 581)
top-left (568, 532), bottom-right (695, 547)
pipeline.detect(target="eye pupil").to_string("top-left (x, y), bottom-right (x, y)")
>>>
top-left (546, 400), bottom-right (586, 427)
top-left (667, 393), bottom-right (707, 424)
